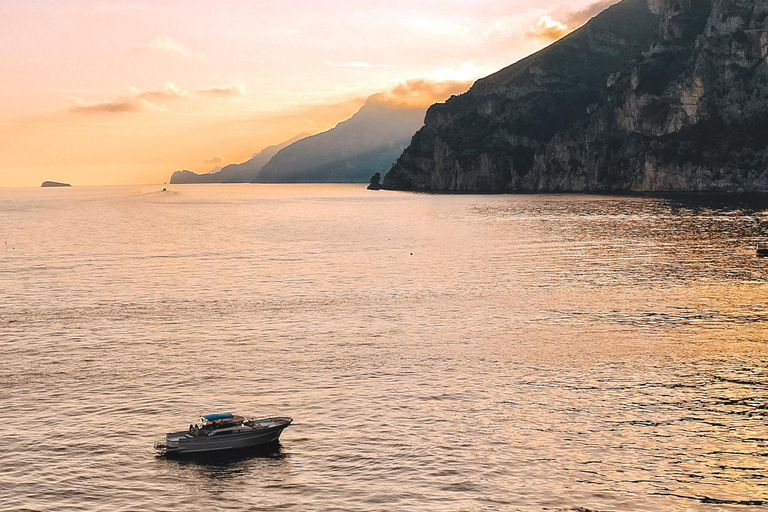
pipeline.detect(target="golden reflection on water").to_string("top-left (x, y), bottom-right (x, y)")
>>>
top-left (1, 185), bottom-right (767, 511)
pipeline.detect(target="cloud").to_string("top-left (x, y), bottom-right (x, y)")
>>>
top-left (369, 78), bottom-right (473, 109)
top-left (70, 82), bottom-right (189, 114)
top-left (526, 15), bottom-right (570, 42)
top-left (133, 82), bottom-right (190, 102)
top-left (70, 81), bottom-right (248, 114)
top-left (137, 37), bottom-right (190, 58)
top-left (204, 155), bottom-right (226, 164)
top-left (197, 80), bottom-right (247, 97)
top-left (526, 0), bottom-right (620, 42)
top-left (70, 98), bottom-right (151, 114)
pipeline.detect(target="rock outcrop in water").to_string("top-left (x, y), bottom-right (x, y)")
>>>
top-left (367, 172), bottom-right (383, 190)
top-left (383, 0), bottom-right (768, 193)
top-left (41, 181), bottom-right (71, 187)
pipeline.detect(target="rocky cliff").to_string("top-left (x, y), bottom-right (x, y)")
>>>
top-left (383, 0), bottom-right (768, 193)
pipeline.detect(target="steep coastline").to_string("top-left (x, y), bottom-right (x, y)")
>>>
top-left (383, 0), bottom-right (768, 193)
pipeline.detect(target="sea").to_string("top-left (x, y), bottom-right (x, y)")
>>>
top-left (2, 184), bottom-right (768, 512)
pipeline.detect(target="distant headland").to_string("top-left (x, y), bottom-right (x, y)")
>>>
top-left (169, 94), bottom-right (429, 185)
top-left (41, 181), bottom-right (71, 188)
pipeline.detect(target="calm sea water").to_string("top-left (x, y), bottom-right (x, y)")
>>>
top-left (2, 184), bottom-right (768, 512)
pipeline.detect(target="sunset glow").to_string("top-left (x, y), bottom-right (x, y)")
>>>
top-left (0, 0), bottom-right (617, 187)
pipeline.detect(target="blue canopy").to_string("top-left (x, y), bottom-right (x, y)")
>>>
top-left (202, 413), bottom-right (234, 422)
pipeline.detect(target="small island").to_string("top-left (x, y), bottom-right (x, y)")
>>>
top-left (41, 181), bottom-right (71, 188)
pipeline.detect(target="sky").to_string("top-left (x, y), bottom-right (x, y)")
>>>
top-left (0, 0), bottom-right (618, 187)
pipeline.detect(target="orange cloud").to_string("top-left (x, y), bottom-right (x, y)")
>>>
top-left (197, 81), bottom-right (247, 97)
top-left (70, 81), bottom-right (246, 114)
top-left (70, 82), bottom-right (189, 114)
top-left (370, 78), bottom-right (473, 109)
top-left (134, 82), bottom-right (190, 102)
top-left (69, 97), bottom-right (150, 114)
top-left (526, 15), bottom-right (570, 42)
top-left (526, 0), bottom-right (620, 42)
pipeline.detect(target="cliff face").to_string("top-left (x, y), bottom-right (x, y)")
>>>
top-left (383, 0), bottom-right (768, 193)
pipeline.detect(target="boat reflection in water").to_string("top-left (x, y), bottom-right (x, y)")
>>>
top-left (156, 413), bottom-right (292, 458)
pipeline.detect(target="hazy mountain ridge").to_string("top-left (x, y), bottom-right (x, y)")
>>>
top-left (255, 98), bottom-right (427, 183)
top-left (384, 0), bottom-right (768, 193)
top-left (169, 97), bottom-right (428, 185)
top-left (169, 134), bottom-right (306, 184)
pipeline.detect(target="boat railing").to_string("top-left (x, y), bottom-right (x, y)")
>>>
top-left (207, 424), bottom-right (253, 436)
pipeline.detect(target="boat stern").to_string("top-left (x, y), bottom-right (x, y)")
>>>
top-left (157, 431), bottom-right (189, 454)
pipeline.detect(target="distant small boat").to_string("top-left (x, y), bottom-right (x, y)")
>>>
top-left (155, 413), bottom-right (292, 456)
top-left (758, 243), bottom-right (768, 257)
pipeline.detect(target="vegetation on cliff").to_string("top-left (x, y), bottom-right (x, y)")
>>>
top-left (384, 0), bottom-right (768, 193)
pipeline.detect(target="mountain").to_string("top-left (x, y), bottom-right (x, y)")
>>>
top-left (255, 98), bottom-right (427, 183)
top-left (383, 0), bottom-right (768, 193)
top-left (169, 134), bottom-right (306, 184)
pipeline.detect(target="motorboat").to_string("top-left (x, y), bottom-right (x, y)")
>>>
top-left (155, 413), bottom-right (292, 456)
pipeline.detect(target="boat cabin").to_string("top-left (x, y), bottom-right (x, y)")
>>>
top-left (186, 413), bottom-right (249, 437)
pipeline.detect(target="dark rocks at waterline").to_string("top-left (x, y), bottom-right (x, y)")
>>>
top-left (384, 0), bottom-right (768, 193)
top-left (367, 173), bottom-right (383, 190)
top-left (41, 181), bottom-right (71, 188)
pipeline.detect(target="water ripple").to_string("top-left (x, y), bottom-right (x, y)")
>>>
top-left (2, 186), bottom-right (768, 511)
